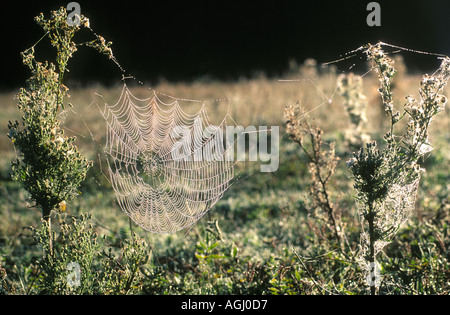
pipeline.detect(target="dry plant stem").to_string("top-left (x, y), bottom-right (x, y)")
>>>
top-left (306, 130), bottom-right (341, 248)
top-left (285, 110), bottom-right (342, 252)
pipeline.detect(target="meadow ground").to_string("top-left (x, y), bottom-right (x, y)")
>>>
top-left (0, 60), bottom-right (449, 295)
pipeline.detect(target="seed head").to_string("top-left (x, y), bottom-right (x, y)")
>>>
top-left (58, 200), bottom-right (66, 213)
top-left (54, 136), bottom-right (65, 145)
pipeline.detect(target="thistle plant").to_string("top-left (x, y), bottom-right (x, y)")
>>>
top-left (346, 43), bottom-right (449, 294)
top-left (7, 8), bottom-right (114, 221)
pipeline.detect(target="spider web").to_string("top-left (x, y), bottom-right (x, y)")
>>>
top-left (58, 39), bottom-right (445, 238)
top-left (100, 83), bottom-right (235, 233)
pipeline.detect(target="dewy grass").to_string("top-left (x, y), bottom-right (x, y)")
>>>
top-left (347, 43), bottom-right (449, 294)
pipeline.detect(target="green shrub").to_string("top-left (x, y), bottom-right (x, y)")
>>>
top-left (32, 213), bottom-right (150, 295)
top-left (7, 7), bottom-right (113, 219)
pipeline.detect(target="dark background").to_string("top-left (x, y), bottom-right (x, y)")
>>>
top-left (1, 0), bottom-right (449, 90)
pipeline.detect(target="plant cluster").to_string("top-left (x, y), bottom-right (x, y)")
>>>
top-left (3, 8), bottom-right (152, 295)
top-left (7, 8), bottom-right (113, 219)
top-left (32, 213), bottom-right (150, 294)
top-left (347, 44), bottom-right (449, 294)
top-left (284, 43), bottom-right (449, 294)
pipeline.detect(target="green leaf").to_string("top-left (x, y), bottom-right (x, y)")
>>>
top-left (196, 241), bottom-right (207, 251)
top-left (207, 242), bottom-right (220, 251)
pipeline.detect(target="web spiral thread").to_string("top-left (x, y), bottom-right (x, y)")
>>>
top-left (101, 84), bottom-right (235, 233)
